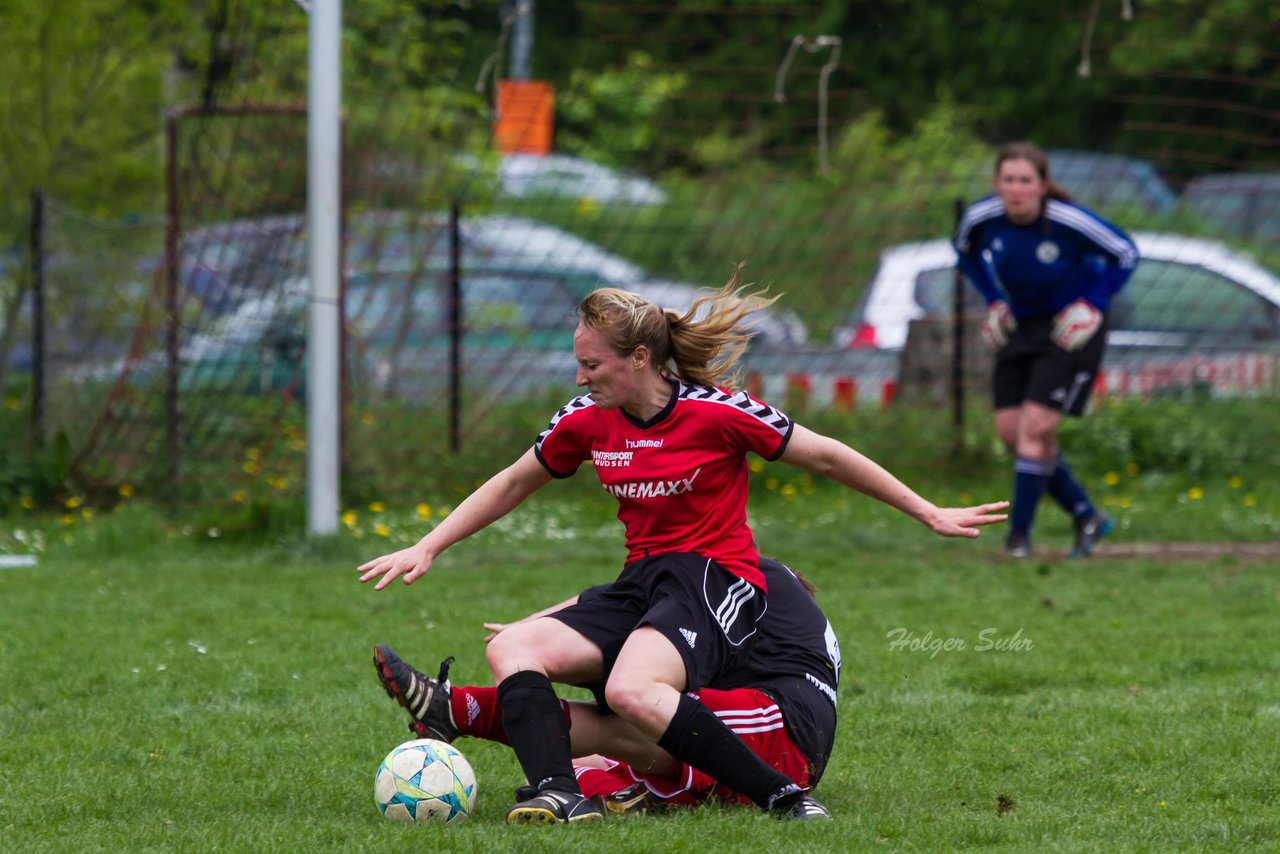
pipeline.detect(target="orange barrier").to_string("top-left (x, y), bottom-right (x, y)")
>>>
top-left (494, 80), bottom-right (555, 155)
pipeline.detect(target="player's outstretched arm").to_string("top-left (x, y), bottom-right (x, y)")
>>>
top-left (779, 425), bottom-right (1009, 537)
top-left (358, 448), bottom-right (552, 589)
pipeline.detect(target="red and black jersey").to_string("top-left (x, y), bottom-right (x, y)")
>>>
top-left (534, 379), bottom-right (793, 591)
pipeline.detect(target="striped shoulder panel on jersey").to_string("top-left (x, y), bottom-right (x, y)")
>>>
top-left (1044, 200), bottom-right (1138, 267)
top-left (954, 197), bottom-right (1005, 252)
top-left (678, 383), bottom-right (791, 436)
top-left (535, 395), bottom-right (596, 449)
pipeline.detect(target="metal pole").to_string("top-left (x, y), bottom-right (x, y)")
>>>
top-left (951, 198), bottom-right (966, 438)
top-left (448, 200), bottom-right (462, 454)
top-left (509, 1), bottom-right (534, 81)
top-left (307, 0), bottom-right (342, 535)
top-left (164, 116), bottom-right (181, 481)
top-left (29, 188), bottom-right (45, 444)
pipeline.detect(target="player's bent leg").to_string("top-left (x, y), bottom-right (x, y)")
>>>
top-left (372, 644), bottom-right (459, 742)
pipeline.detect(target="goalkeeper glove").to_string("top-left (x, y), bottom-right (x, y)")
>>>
top-left (982, 301), bottom-right (1017, 349)
top-left (1051, 299), bottom-right (1102, 352)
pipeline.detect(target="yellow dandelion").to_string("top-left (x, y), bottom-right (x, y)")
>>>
top-left (341, 510), bottom-right (358, 528)
top-left (4, 395), bottom-right (20, 410)
top-left (20, 496), bottom-right (36, 510)
top-left (415, 503), bottom-right (432, 521)
top-left (765, 477), bottom-right (779, 491)
top-left (1104, 471), bottom-right (1120, 486)
top-left (748, 458), bottom-right (765, 474)
top-left (1188, 487), bottom-right (1203, 501)
top-left (369, 501), bottom-right (386, 513)
top-left (245, 447), bottom-right (261, 462)
top-left (780, 484), bottom-right (797, 498)
top-left (65, 496), bottom-right (82, 509)
top-left (233, 490), bottom-right (248, 504)
top-left (374, 522), bottom-right (391, 537)
top-left (242, 461), bottom-right (261, 476)
top-left (118, 483), bottom-right (134, 498)
top-left (81, 508), bottom-right (93, 521)
top-left (266, 475), bottom-right (287, 491)
top-left (361, 412), bottom-right (376, 426)
top-left (1228, 475), bottom-right (1243, 489)
top-left (1117, 497), bottom-right (1132, 508)
top-left (1244, 495), bottom-right (1257, 507)
top-left (62, 514), bottom-right (76, 526)
top-left (576, 196), bottom-right (601, 215)
top-left (1125, 462), bottom-right (1140, 476)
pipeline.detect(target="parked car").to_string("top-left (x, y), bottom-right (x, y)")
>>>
top-left (166, 211), bottom-right (806, 400)
top-left (1046, 150), bottom-right (1179, 215)
top-left (1182, 172), bottom-right (1280, 241)
top-left (496, 154), bottom-right (666, 206)
top-left (833, 233), bottom-right (1280, 353)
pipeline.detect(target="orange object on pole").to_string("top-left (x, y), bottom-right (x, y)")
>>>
top-left (494, 80), bottom-right (555, 154)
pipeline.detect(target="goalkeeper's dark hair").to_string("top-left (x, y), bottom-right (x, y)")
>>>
top-left (577, 266), bottom-right (779, 390)
top-left (995, 141), bottom-right (1074, 204)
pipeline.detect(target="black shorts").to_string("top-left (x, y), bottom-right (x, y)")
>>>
top-left (993, 314), bottom-right (1107, 416)
top-left (550, 552), bottom-right (767, 697)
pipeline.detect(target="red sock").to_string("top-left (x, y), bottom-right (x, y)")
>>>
top-left (449, 685), bottom-right (571, 746)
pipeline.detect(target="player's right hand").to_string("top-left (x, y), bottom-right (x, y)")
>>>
top-left (357, 543), bottom-right (435, 590)
top-left (982, 301), bottom-right (1016, 349)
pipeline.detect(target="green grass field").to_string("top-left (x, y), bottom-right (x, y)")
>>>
top-left (2, 485), bottom-right (1278, 852)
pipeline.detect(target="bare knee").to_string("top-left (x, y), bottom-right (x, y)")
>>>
top-left (485, 624), bottom-right (545, 682)
top-left (603, 678), bottom-right (675, 738)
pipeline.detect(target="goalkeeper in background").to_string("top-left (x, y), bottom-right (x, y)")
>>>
top-left (954, 141), bottom-right (1138, 559)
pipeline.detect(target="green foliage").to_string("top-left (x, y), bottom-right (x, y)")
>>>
top-left (0, 426), bottom-right (73, 511)
top-left (0, 0), bottom-right (190, 238)
top-left (556, 52), bottom-right (689, 171)
top-left (1063, 396), bottom-right (1280, 481)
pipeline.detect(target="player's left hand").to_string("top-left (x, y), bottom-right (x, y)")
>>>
top-left (1052, 299), bottom-right (1102, 352)
top-left (925, 501), bottom-right (1010, 538)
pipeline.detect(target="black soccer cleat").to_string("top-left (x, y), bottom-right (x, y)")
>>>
top-left (778, 794), bottom-right (832, 821)
top-left (506, 787), bottom-right (604, 825)
top-left (1071, 511), bottom-right (1115, 558)
top-left (1004, 529), bottom-right (1031, 558)
top-left (372, 644), bottom-right (459, 743)
top-left (599, 782), bottom-right (659, 816)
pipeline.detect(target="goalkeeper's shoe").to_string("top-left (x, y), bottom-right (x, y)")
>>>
top-left (373, 644), bottom-right (458, 743)
top-left (1004, 530), bottom-right (1031, 559)
top-left (1071, 511), bottom-right (1115, 558)
top-left (507, 786), bottom-right (604, 825)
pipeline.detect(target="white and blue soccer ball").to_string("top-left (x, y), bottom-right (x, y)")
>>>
top-left (374, 738), bottom-right (478, 824)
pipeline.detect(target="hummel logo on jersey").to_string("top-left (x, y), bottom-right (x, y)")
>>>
top-left (603, 467), bottom-right (702, 499)
top-left (680, 628), bottom-right (698, 649)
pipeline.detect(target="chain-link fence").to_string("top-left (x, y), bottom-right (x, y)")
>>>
top-left (3, 2), bottom-right (1278, 507)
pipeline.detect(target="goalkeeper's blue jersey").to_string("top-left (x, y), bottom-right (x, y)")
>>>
top-left (953, 196), bottom-right (1138, 319)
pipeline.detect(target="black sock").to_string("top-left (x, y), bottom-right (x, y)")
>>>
top-left (496, 671), bottom-right (579, 795)
top-left (657, 692), bottom-right (802, 811)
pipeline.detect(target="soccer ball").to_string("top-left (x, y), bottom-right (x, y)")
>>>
top-left (374, 738), bottom-right (478, 824)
